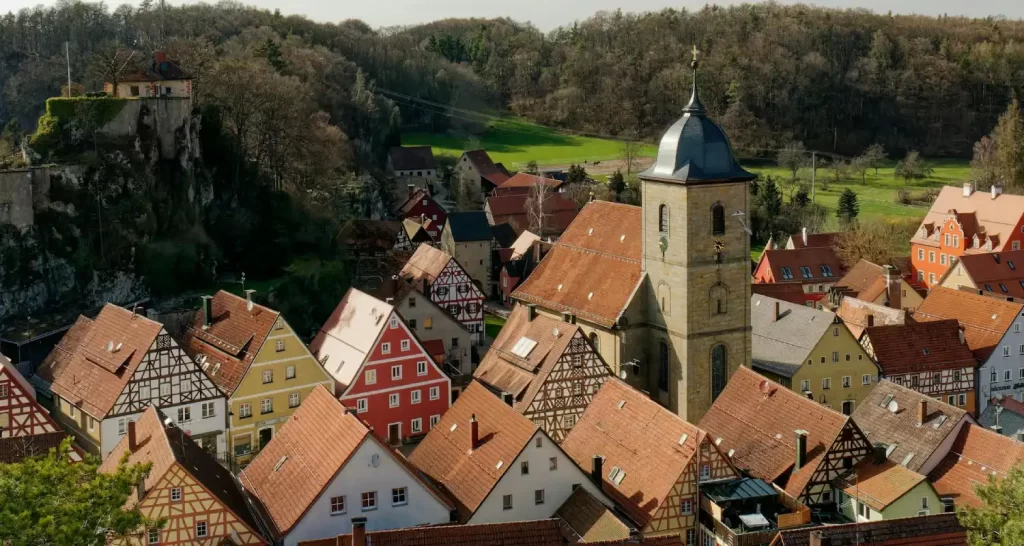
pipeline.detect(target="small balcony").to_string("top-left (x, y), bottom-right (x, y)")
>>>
top-left (700, 478), bottom-right (812, 546)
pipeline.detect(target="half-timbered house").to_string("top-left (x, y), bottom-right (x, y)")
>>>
top-left (860, 320), bottom-right (979, 415)
top-left (473, 304), bottom-right (613, 442)
top-left (180, 290), bottom-right (335, 467)
top-left (700, 367), bottom-right (873, 508)
top-left (240, 386), bottom-right (453, 545)
top-left (408, 381), bottom-right (611, 524)
top-left (100, 407), bottom-right (267, 546)
top-left (36, 304), bottom-right (227, 458)
top-left (0, 354), bottom-right (71, 462)
top-left (399, 244), bottom-right (485, 344)
top-left (309, 288), bottom-right (451, 445)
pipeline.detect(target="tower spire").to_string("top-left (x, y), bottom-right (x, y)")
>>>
top-left (683, 45), bottom-right (705, 115)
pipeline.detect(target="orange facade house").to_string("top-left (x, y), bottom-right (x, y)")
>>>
top-left (101, 407), bottom-right (267, 546)
top-left (910, 183), bottom-right (1024, 288)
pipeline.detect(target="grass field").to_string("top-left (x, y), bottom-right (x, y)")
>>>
top-left (404, 118), bottom-right (657, 170)
top-left (485, 314), bottom-right (506, 339)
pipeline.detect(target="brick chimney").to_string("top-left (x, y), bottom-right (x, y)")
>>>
top-left (918, 399), bottom-right (928, 426)
top-left (351, 517), bottom-right (367, 546)
top-left (470, 413), bottom-right (479, 451)
top-left (128, 420), bottom-right (138, 452)
top-left (794, 430), bottom-right (808, 472)
top-left (809, 530), bottom-right (831, 546)
top-left (884, 265), bottom-right (901, 310)
top-left (866, 314), bottom-right (875, 328)
top-left (591, 455), bottom-right (604, 487)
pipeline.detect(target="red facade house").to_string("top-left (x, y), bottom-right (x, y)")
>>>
top-left (752, 247), bottom-right (845, 306)
top-left (310, 288), bottom-right (451, 445)
top-left (395, 187), bottom-right (447, 239)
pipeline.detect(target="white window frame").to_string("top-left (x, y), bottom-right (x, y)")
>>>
top-left (361, 491), bottom-right (377, 511)
top-left (681, 499), bottom-right (693, 515)
top-left (411, 389), bottom-right (421, 404)
top-left (365, 369), bottom-right (377, 384)
top-left (330, 495), bottom-right (346, 515)
top-left (240, 403), bottom-right (252, 418)
top-left (429, 386), bottom-right (440, 400)
top-left (430, 414), bottom-right (440, 429)
top-left (842, 376), bottom-right (851, 388)
top-left (391, 365), bottom-right (402, 380)
top-left (862, 374), bottom-right (871, 386)
top-left (288, 392), bottom-right (300, 408)
top-left (260, 398), bottom-right (273, 414)
top-left (381, 342), bottom-right (391, 355)
top-left (170, 487), bottom-right (182, 502)
top-left (286, 365), bottom-right (296, 379)
top-left (411, 418), bottom-right (422, 433)
top-left (389, 393), bottom-right (400, 408)
top-left (357, 398), bottom-right (368, 413)
top-left (275, 340), bottom-right (285, 352)
top-left (401, 339), bottom-right (410, 351)
top-left (195, 521), bottom-right (207, 538)
top-left (201, 402), bottom-right (215, 419)
top-left (262, 370), bottom-right (273, 384)
top-left (389, 316), bottom-right (399, 329)
top-left (417, 361), bottom-right (428, 376)
top-left (177, 407), bottom-right (191, 423)
top-left (534, 489), bottom-right (545, 505)
top-left (147, 529), bottom-right (159, 544)
top-left (502, 494), bottom-right (513, 510)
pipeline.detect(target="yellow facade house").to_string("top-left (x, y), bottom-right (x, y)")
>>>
top-left (180, 290), bottom-right (334, 468)
top-left (750, 294), bottom-right (880, 416)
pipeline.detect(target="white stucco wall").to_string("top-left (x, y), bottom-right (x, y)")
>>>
top-left (283, 437), bottom-right (452, 546)
top-left (978, 317), bottom-right (1024, 413)
top-left (468, 430), bottom-right (610, 524)
top-left (100, 397), bottom-right (228, 458)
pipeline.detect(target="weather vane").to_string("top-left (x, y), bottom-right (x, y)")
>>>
top-left (691, 45), bottom-right (700, 69)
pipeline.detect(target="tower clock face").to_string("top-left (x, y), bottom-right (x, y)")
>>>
top-left (659, 236), bottom-right (669, 253)
top-left (714, 238), bottom-right (725, 253)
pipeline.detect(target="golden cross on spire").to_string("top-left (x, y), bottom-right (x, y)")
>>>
top-left (691, 45), bottom-right (701, 69)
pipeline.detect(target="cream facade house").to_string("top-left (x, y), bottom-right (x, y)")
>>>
top-left (441, 212), bottom-right (494, 295)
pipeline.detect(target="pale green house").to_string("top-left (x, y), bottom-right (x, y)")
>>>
top-left (834, 454), bottom-right (942, 521)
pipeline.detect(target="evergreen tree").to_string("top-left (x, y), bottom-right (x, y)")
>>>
top-left (256, 39), bottom-right (286, 72)
top-left (837, 188), bottom-right (859, 225)
top-left (757, 176), bottom-right (783, 220)
top-left (608, 170), bottom-right (626, 202)
top-left (793, 189), bottom-right (811, 207)
top-left (993, 97), bottom-right (1024, 192)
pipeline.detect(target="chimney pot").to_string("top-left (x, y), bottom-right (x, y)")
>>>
top-left (992, 184), bottom-right (1003, 199)
top-left (351, 517), bottom-right (367, 546)
top-left (794, 430), bottom-right (808, 471)
top-left (963, 182), bottom-right (974, 197)
top-left (918, 399), bottom-right (928, 426)
top-left (774, 301), bottom-right (782, 322)
top-left (809, 530), bottom-right (831, 546)
top-left (470, 413), bottom-right (480, 450)
top-left (128, 420), bottom-right (138, 452)
top-left (244, 289), bottom-right (256, 311)
top-left (201, 295), bottom-right (213, 329)
top-left (801, 226), bottom-right (808, 247)
top-left (591, 455), bottom-right (605, 487)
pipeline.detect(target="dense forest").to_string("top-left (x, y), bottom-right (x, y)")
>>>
top-left (3, 0), bottom-right (1024, 331)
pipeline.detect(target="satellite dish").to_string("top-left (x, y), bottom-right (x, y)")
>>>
top-left (371, 453), bottom-right (380, 468)
top-left (759, 380), bottom-right (772, 395)
top-left (619, 369), bottom-right (628, 380)
top-left (887, 400), bottom-right (899, 414)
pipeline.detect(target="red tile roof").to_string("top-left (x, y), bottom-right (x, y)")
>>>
top-left (463, 150), bottom-right (509, 186)
top-left (928, 423), bottom-right (1024, 508)
top-left (787, 231), bottom-right (840, 249)
top-left (561, 378), bottom-right (725, 527)
top-left (297, 520), bottom-right (566, 546)
top-left (862, 320), bottom-right (976, 376)
top-left (946, 250), bottom-right (1024, 298)
top-left (495, 173), bottom-right (564, 191)
top-left (755, 247), bottom-right (844, 284)
top-left (914, 286), bottom-right (1024, 361)
top-left (485, 193), bottom-right (578, 236)
top-left (512, 201), bottom-right (643, 328)
top-left (772, 514), bottom-right (966, 546)
top-left (835, 459), bottom-right (928, 511)
top-left (36, 304), bottom-right (163, 418)
top-left (832, 260), bottom-right (893, 303)
top-left (835, 298), bottom-right (907, 340)
top-left (750, 283), bottom-right (812, 306)
top-left (407, 381), bottom-right (539, 521)
top-left (555, 487), bottom-right (631, 543)
top-left (699, 367), bottom-right (863, 499)
top-left (100, 407), bottom-right (266, 541)
top-left (180, 290), bottom-right (280, 396)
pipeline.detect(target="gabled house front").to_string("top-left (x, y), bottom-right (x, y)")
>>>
top-left (699, 367), bottom-right (873, 507)
top-left (752, 247), bottom-right (845, 308)
top-left (180, 290), bottom-right (335, 467)
top-left (36, 304), bottom-right (226, 458)
top-left (100, 407), bottom-right (267, 546)
top-left (399, 244), bottom-right (485, 345)
top-left (240, 386), bottom-right (453, 546)
top-left (827, 259), bottom-right (922, 311)
top-left (309, 288), bottom-right (451, 445)
top-left (394, 186), bottom-right (447, 239)
top-left (408, 381), bottom-right (611, 524)
top-left (937, 249), bottom-right (1024, 298)
top-left (0, 354), bottom-right (73, 463)
top-left (928, 422), bottom-right (1024, 511)
top-left (473, 304), bottom-right (612, 443)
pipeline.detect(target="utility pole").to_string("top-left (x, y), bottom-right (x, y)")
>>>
top-left (65, 41), bottom-right (72, 97)
top-left (810, 151), bottom-right (817, 204)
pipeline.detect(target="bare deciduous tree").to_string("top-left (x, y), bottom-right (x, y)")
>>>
top-left (621, 140), bottom-right (644, 177)
top-left (526, 180), bottom-right (552, 235)
top-left (87, 41), bottom-right (140, 96)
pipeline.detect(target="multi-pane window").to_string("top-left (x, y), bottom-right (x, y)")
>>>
top-left (389, 316), bottom-right (399, 329)
top-left (160, 383), bottom-right (171, 397)
top-left (275, 340), bottom-right (285, 352)
top-left (832, 351), bottom-right (839, 362)
top-left (260, 398), bottom-right (273, 414)
top-left (262, 370), bottom-right (273, 384)
top-left (118, 418), bottom-right (128, 435)
top-left (147, 529), bottom-right (159, 544)
top-left (822, 377), bottom-right (832, 390)
top-left (365, 370), bottom-right (377, 384)
top-left (799, 266), bottom-right (812, 279)
top-left (820, 265), bottom-right (834, 277)
top-left (177, 407), bottom-right (191, 422)
top-left (392, 365), bottom-right (402, 380)
top-left (357, 398), bottom-right (368, 413)
top-left (240, 403), bottom-right (252, 418)
top-left (418, 361), bottom-right (428, 376)
top-left (361, 491), bottom-right (377, 511)
top-left (700, 464), bottom-right (711, 481)
top-left (389, 393), bottom-right (400, 408)
top-left (289, 392), bottom-right (300, 408)
top-left (800, 380), bottom-right (810, 392)
top-left (411, 390), bottom-right (421, 404)
top-left (411, 418), bottom-right (422, 433)
top-left (170, 487), bottom-right (182, 501)
top-left (392, 487), bottom-right (408, 506)
top-left (862, 374), bottom-right (871, 386)
top-left (686, 529), bottom-right (696, 545)
top-left (401, 339), bottom-right (410, 351)
top-left (680, 499), bottom-right (693, 515)
top-left (842, 376), bottom-right (851, 388)
top-left (286, 365), bottom-right (296, 379)
top-left (918, 249), bottom-right (925, 260)
top-left (430, 386), bottom-right (440, 400)
top-left (201, 402), bottom-right (215, 419)
top-left (195, 521), bottom-right (207, 538)
top-left (330, 495), bottom-right (346, 514)
top-left (781, 267), bottom-right (793, 280)
top-left (430, 415), bottom-right (440, 428)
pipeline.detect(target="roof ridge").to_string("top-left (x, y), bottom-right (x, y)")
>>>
top-left (553, 243), bottom-right (641, 264)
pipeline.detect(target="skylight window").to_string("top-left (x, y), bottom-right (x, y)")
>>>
top-left (800, 266), bottom-right (813, 279)
top-left (511, 337), bottom-right (538, 358)
top-left (781, 267), bottom-right (794, 280)
top-left (880, 394), bottom-right (894, 408)
top-left (901, 453), bottom-right (915, 467)
top-left (1010, 261), bottom-right (1016, 271)
top-left (1001, 284), bottom-right (1008, 293)
top-left (608, 466), bottom-right (626, 486)
top-left (820, 265), bottom-right (834, 277)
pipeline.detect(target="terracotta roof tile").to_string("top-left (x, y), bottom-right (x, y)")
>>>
top-left (297, 520), bottom-right (566, 546)
top-left (836, 298), bottom-right (907, 340)
top-left (36, 304), bottom-right (163, 418)
top-left (773, 513), bottom-right (966, 546)
top-left (756, 247), bottom-right (844, 283)
top-left (389, 146), bottom-right (436, 171)
top-left (239, 386), bottom-right (444, 537)
top-left (408, 381), bottom-right (538, 521)
top-left (475, 305), bottom-right (609, 411)
top-left (928, 423), bottom-right (1024, 508)
top-left (850, 380), bottom-right (967, 473)
top-left (512, 201), bottom-right (643, 328)
top-left (914, 287), bottom-right (1024, 361)
top-left (400, 244), bottom-right (454, 289)
top-left (561, 378), bottom-right (715, 527)
top-left (835, 459), bottom-right (927, 511)
top-left (555, 487), bottom-right (631, 543)
top-left (947, 250), bottom-right (1024, 298)
top-left (180, 290), bottom-right (279, 396)
top-left (495, 173), bottom-right (565, 191)
top-left (862, 320), bottom-right (976, 376)
top-left (486, 193), bottom-right (578, 236)
top-left (100, 407), bottom-right (265, 540)
top-left (699, 367), bottom-right (860, 499)
top-left (912, 186), bottom-right (1024, 251)
top-left (787, 232), bottom-right (840, 249)
top-left (832, 260), bottom-right (892, 302)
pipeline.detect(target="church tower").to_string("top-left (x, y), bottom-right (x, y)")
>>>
top-left (640, 49), bottom-right (754, 422)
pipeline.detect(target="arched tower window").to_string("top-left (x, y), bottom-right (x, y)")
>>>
top-left (658, 283), bottom-right (671, 316)
top-left (710, 284), bottom-right (728, 316)
top-left (658, 341), bottom-right (670, 392)
top-left (659, 204), bottom-right (670, 233)
top-left (712, 203), bottom-right (726, 235)
top-left (711, 344), bottom-right (727, 401)
top-left (589, 332), bottom-right (600, 353)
